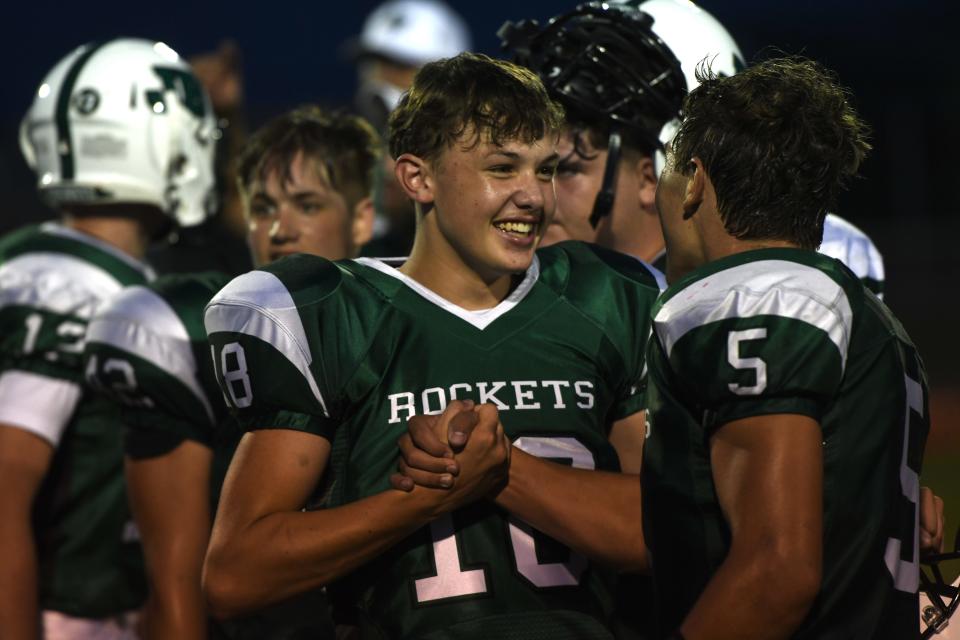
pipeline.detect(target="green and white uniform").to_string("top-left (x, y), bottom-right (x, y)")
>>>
top-left (643, 248), bottom-right (928, 638)
top-left (205, 241), bottom-right (660, 640)
top-left (84, 271), bottom-right (335, 639)
top-left (84, 272), bottom-right (237, 492)
top-left (650, 214), bottom-right (884, 299)
top-left (0, 222), bottom-right (150, 617)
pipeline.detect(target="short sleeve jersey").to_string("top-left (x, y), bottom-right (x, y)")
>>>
top-left (651, 214), bottom-right (885, 299)
top-left (84, 272), bottom-right (240, 497)
top-left (0, 222), bottom-right (151, 616)
top-left (643, 248), bottom-right (928, 639)
top-left (205, 241), bottom-right (660, 640)
top-left (84, 271), bottom-right (334, 638)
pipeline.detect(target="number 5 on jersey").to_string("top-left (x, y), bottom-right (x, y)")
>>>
top-left (728, 328), bottom-right (767, 396)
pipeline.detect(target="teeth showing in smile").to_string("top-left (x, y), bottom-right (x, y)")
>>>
top-left (494, 221), bottom-right (534, 236)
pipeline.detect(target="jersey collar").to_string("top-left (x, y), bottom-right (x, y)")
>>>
top-left (353, 256), bottom-right (541, 331)
top-left (41, 222), bottom-right (156, 281)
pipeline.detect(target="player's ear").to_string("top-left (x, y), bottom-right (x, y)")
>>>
top-left (350, 195), bottom-right (375, 253)
top-left (681, 156), bottom-right (706, 220)
top-left (633, 155), bottom-right (658, 212)
top-left (394, 153), bottom-right (435, 205)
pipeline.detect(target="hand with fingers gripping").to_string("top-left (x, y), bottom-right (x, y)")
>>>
top-left (391, 400), bottom-right (509, 496)
top-left (920, 485), bottom-right (946, 555)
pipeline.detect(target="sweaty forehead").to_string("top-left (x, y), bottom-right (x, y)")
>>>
top-left (479, 135), bottom-right (559, 160)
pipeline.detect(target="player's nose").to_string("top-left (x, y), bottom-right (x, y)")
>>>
top-left (269, 204), bottom-right (300, 243)
top-left (512, 170), bottom-right (546, 211)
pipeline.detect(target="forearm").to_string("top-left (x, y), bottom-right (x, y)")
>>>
top-left (140, 589), bottom-right (206, 640)
top-left (679, 545), bottom-right (819, 639)
top-left (492, 448), bottom-right (647, 571)
top-left (141, 565), bottom-right (207, 640)
top-left (204, 485), bottom-right (449, 618)
top-left (0, 518), bottom-right (40, 640)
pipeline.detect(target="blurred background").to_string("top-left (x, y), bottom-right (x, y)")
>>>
top-left (1, 0), bottom-right (957, 541)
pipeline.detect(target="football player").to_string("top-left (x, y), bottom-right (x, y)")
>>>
top-left (395, 4), bottom-right (939, 636)
top-left (83, 106), bottom-right (377, 639)
top-left (498, 4), bottom-right (888, 638)
top-left (500, 0), bottom-right (885, 296)
top-left (643, 55), bottom-right (926, 637)
top-left (0, 38), bottom-right (217, 639)
top-left (347, 0), bottom-right (472, 258)
top-left (202, 52), bottom-right (656, 638)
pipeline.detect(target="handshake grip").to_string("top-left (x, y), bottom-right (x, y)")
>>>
top-left (392, 400), bottom-right (510, 501)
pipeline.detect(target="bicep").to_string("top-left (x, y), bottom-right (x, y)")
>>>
top-left (0, 424), bottom-right (55, 512)
top-left (213, 429), bottom-right (331, 534)
top-left (126, 439), bottom-right (214, 557)
top-left (710, 414), bottom-right (823, 556)
top-left (608, 410), bottom-right (646, 474)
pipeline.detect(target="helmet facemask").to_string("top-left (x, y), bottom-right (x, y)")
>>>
top-left (500, 2), bottom-right (686, 227)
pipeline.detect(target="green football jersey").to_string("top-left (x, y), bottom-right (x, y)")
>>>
top-left (84, 272), bottom-right (238, 499)
top-left (651, 214), bottom-right (884, 296)
top-left (204, 241), bottom-right (660, 640)
top-left (643, 248), bottom-right (928, 638)
top-left (84, 271), bottom-right (335, 639)
top-left (0, 222), bottom-right (151, 616)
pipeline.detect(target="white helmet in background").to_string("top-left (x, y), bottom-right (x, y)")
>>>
top-left (356, 0), bottom-right (471, 67)
top-left (630, 0), bottom-right (746, 172)
top-left (19, 38), bottom-right (218, 228)
top-left (638, 0), bottom-right (744, 93)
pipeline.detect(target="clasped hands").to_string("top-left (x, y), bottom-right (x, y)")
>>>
top-left (390, 400), bottom-right (948, 556)
top-left (390, 400), bottom-right (510, 504)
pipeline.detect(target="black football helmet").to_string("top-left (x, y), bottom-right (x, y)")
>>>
top-left (498, 2), bottom-right (686, 227)
top-left (921, 527), bottom-right (960, 638)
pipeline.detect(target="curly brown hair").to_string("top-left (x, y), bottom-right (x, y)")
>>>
top-left (388, 52), bottom-right (565, 162)
top-left (671, 56), bottom-right (871, 249)
top-left (237, 106), bottom-right (381, 208)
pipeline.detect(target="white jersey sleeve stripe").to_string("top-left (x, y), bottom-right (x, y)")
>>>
top-left (204, 271), bottom-right (329, 418)
top-left (86, 286), bottom-right (215, 424)
top-left (0, 370), bottom-right (81, 446)
top-left (0, 252), bottom-right (126, 320)
top-left (655, 260), bottom-right (853, 370)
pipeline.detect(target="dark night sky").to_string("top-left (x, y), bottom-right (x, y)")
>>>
top-left (1, 0), bottom-right (958, 378)
top-left (2, 0), bottom-right (955, 222)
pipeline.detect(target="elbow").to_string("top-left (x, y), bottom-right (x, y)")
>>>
top-left (608, 519), bottom-right (649, 574)
top-left (754, 548), bottom-right (821, 624)
top-left (782, 560), bottom-right (821, 618)
top-left (616, 538), bottom-right (650, 574)
top-left (201, 551), bottom-right (251, 621)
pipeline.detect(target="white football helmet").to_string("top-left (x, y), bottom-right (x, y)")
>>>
top-left (19, 38), bottom-right (218, 228)
top-left (631, 0), bottom-right (745, 172)
top-left (638, 0), bottom-right (744, 94)
top-left (355, 0), bottom-right (471, 67)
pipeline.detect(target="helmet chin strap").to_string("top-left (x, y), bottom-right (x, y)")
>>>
top-left (589, 129), bottom-right (622, 228)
